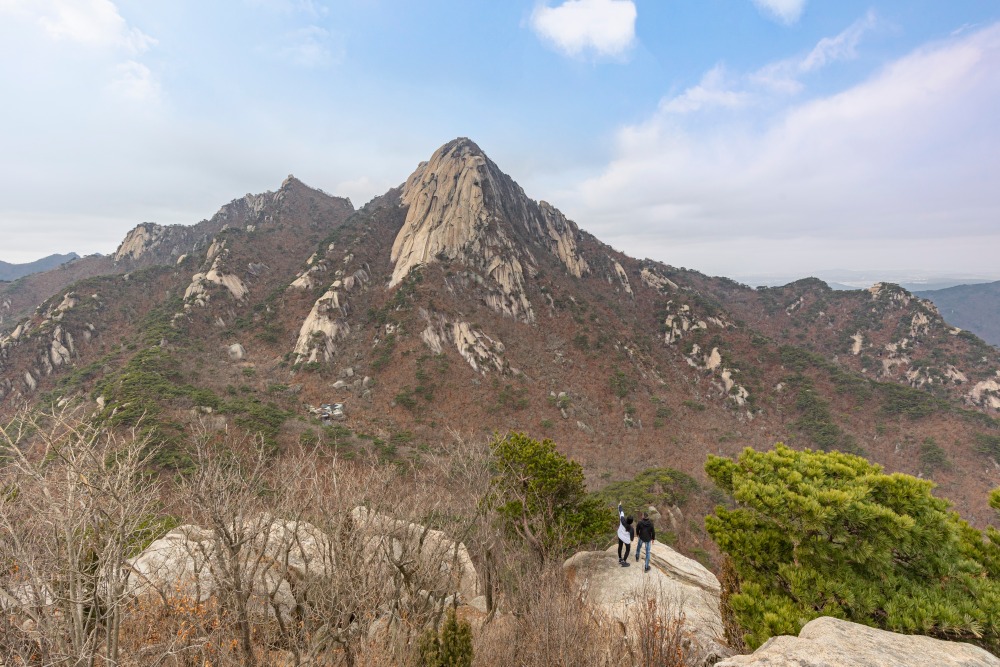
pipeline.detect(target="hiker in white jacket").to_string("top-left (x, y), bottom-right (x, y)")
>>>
top-left (617, 501), bottom-right (635, 567)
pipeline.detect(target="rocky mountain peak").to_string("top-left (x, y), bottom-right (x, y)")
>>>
top-left (113, 222), bottom-right (170, 262)
top-left (390, 138), bottom-right (589, 322)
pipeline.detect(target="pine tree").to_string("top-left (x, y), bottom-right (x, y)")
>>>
top-left (418, 609), bottom-right (473, 667)
top-left (489, 432), bottom-right (606, 561)
top-left (705, 444), bottom-right (1000, 652)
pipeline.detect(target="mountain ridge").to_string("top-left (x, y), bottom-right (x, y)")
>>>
top-left (918, 281), bottom-right (1000, 347)
top-left (2, 137), bottom-right (999, 534)
top-left (0, 252), bottom-right (80, 281)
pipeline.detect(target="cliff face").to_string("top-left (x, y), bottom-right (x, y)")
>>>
top-left (390, 138), bottom-right (588, 323)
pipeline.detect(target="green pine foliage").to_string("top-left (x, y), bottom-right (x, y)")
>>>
top-left (705, 444), bottom-right (1000, 652)
top-left (593, 468), bottom-right (698, 512)
top-left (489, 432), bottom-right (606, 560)
top-left (417, 609), bottom-right (473, 667)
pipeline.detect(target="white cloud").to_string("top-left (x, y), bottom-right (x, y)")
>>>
top-left (0, 0), bottom-right (161, 106)
top-left (800, 10), bottom-right (875, 71)
top-left (531, 0), bottom-right (636, 60)
top-left (564, 22), bottom-right (1000, 277)
top-left (1, 0), bottom-right (156, 54)
top-left (664, 13), bottom-right (876, 113)
top-left (661, 66), bottom-right (752, 114)
top-left (752, 0), bottom-right (806, 25)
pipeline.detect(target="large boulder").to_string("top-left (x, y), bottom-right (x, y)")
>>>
top-left (564, 542), bottom-right (727, 664)
top-left (716, 616), bottom-right (1000, 667)
top-left (126, 510), bottom-right (480, 622)
top-left (126, 524), bottom-right (217, 600)
top-left (125, 515), bottom-right (331, 617)
top-left (350, 506), bottom-right (480, 603)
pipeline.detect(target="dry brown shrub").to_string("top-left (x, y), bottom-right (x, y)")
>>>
top-left (624, 593), bottom-right (693, 667)
top-left (474, 566), bottom-right (614, 667)
top-left (717, 555), bottom-right (747, 654)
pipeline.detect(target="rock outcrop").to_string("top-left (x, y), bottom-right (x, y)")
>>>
top-left (390, 138), bottom-right (589, 323)
top-left (127, 509), bottom-right (479, 618)
top-left (292, 287), bottom-right (352, 362)
top-left (351, 506), bottom-right (480, 603)
top-left (290, 240), bottom-right (371, 364)
top-left (716, 616), bottom-right (1000, 667)
top-left (183, 239), bottom-right (250, 307)
top-left (420, 309), bottom-right (506, 374)
top-left (0, 290), bottom-right (99, 404)
top-left (114, 223), bottom-right (173, 262)
top-left (291, 268), bottom-right (370, 364)
top-left (970, 375), bottom-right (1000, 410)
top-left (114, 220), bottom-right (218, 267)
top-left (564, 542), bottom-right (727, 664)
top-left (660, 298), bottom-right (748, 411)
top-left (126, 516), bottom-right (332, 618)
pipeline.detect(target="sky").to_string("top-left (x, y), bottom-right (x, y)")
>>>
top-left (1, 0), bottom-right (999, 285)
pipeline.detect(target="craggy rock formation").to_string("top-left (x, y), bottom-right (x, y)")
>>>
top-left (564, 542), bottom-right (728, 664)
top-left (183, 239), bottom-right (250, 307)
top-left (291, 248), bottom-right (370, 363)
top-left (718, 277), bottom-right (1000, 413)
top-left (0, 290), bottom-right (100, 402)
top-left (716, 616), bottom-right (1000, 667)
top-left (115, 187), bottom-right (288, 265)
top-left (390, 138), bottom-right (589, 322)
top-left (419, 308), bottom-right (506, 374)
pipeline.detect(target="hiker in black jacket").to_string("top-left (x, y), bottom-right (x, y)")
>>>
top-left (634, 511), bottom-right (655, 572)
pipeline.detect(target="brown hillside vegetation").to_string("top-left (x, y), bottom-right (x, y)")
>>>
top-left (1, 407), bottom-right (705, 666)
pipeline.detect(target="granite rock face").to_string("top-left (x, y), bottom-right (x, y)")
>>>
top-left (717, 616), bottom-right (1000, 667)
top-left (564, 542), bottom-right (728, 664)
top-left (390, 138), bottom-right (589, 323)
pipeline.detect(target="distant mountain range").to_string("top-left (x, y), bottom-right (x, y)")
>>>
top-left (918, 281), bottom-right (1000, 347)
top-left (733, 270), bottom-right (999, 292)
top-left (0, 253), bottom-right (79, 281)
top-left (2, 138), bottom-right (1000, 532)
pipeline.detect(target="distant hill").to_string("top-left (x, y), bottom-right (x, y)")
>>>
top-left (918, 281), bottom-right (1000, 347)
top-left (0, 253), bottom-right (79, 281)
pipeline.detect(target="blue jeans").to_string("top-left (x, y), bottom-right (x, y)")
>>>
top-left (635, 538), bottom-right (651, 569)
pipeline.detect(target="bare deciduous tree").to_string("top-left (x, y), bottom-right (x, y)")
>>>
top-left (0, 406), bottom-right (162, 667)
